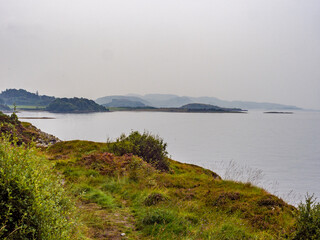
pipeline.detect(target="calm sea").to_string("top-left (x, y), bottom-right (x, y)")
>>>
top-left (16, 110), bottom-right (320, 205)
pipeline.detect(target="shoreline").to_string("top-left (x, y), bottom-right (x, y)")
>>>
top-left (19, 117), bottom-right (56, 119)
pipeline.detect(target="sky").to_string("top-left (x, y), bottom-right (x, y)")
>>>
top-left (0, 0), bottom-right (319, 109)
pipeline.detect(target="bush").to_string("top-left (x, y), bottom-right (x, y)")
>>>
top-left (144, 192), bottom-right (167, 206)
top-left (0, 136), bottom-right (78, 239)
top-left (294, 194), bottom-right (320, 240)
top-left (110, 131), bottom-right (169, 171)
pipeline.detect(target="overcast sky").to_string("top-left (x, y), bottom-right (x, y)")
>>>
top-left (0, 0), bottom-right (319, 109)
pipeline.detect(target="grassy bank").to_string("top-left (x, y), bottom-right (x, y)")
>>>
top-left (45, 139), bottom-right (296, 239)
top-left (1, 112), bottom-right (318, 239)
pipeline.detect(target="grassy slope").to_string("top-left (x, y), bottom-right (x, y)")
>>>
top-left (46, 140), bottom-right (296, 240)
top-left (0, 113), bottom-right (296, 239)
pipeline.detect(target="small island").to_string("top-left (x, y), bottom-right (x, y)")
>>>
top-left (264, 111), bottom-right (293, 114)
top-left (106, 103), bottom-right (246, 113)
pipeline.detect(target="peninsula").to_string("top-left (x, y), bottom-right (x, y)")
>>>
top-left (105, 103), bottom-right (246, 113)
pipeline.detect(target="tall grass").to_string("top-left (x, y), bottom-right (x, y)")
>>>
top-left (0, 136), bottom-right (79, 239)
top-left (222, 160), bottom-right (265, 185)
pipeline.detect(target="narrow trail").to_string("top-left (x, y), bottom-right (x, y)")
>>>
top-left (79, 201), bottom-right (139, 240)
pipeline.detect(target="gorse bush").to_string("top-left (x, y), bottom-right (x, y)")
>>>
top-left (0, 136), bottom-right (78, 239)
top-left (110, 131), bottom-right (169, 171)
top-left (294, 194), bottom-right (320, 240)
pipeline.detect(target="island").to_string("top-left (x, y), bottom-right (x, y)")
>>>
top-left (106, 103), bottom-right (246, 113)
top-left (264, 111), bottom-right (293, 114)
top-left (46, 97), bottom-right (108, 113)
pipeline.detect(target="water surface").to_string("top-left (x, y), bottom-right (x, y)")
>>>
top-left (17, 110), bottom-right (320, 205)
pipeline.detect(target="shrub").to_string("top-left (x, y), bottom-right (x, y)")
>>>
top-left (10, 112), bottom-right (18, 123)
top-left (144, 192), bottom-right (167, 206)
top-left (0, 136), bottom-right (78, 239)
top-left (294, 194), bottom-right (320, 240)
top-left (110, 131), bottom-right (169, 171)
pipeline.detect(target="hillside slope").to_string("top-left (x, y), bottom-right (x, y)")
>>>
top-left (0, 88), bottom-right (55, 106)
top-left (0, 113), bottom-right (298, 239)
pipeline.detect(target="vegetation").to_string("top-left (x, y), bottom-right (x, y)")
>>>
top-left (180, 103), bottom-right (244, 112)
top-left (105, 104), bottom-right (245, 113)
top-left (293, 195), bottom-right (320, 240)
top-left (0, 137), bottom-right (79, 239)
top-left (47, 140), bottom-right (297, 239)
top-left (0, 89), bottom-right (55, 106)
top-left (1, 112), bottom-right (319, 239)
top-left (46, 97), bottom-right (108, 113)
top-left (110, 131), bottom-right (169, 171)
top-left (0, 111), bottom-right (59, 146)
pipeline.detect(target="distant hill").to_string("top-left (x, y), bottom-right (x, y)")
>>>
top-left (144, 94), bottom-right (192, 108)
top-left (104, 99), bottom-right (148, 108)
top-left (96, 95), bottom-right (151, 106)
top-left (0, 98), bottom-right (10, 111)
top-left (0, 89), bottom-right (55, 106)
top-left (96, 94), bottom-right (301, 110)
top-left (46, 98), bottom-right (108, 113)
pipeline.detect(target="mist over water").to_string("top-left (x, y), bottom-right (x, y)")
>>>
top-left (17, 110), bottom-right (320, 205)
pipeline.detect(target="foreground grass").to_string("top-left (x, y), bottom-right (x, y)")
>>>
top-left (46, 140), bottom-right (296, 239)
top-left (0, 138), bottom-right (81, 239)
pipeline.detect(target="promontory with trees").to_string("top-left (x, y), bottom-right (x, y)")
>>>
top-left (0, 89), bottom-right (108, 113)
top-left (46, 97), bottom-right (108, 113)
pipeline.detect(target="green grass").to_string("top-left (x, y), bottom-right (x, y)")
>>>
top-left (77, 184), bottom-right (118, 209)
top-left (0, 128), bottom-right (291, 240)
top-left (44, 140), bottom-right (297, 239)
top-left (0, 114), bottom-right (306, 240)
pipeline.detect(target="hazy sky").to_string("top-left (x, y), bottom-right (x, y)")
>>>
top-left (1, 0), bottom-right (319, 109)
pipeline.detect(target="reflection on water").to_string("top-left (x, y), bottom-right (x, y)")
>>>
top-left (16, 110), bottom-right (320, 205)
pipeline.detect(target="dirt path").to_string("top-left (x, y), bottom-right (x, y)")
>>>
top-left (78, 201), bottom-right (140, 240)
